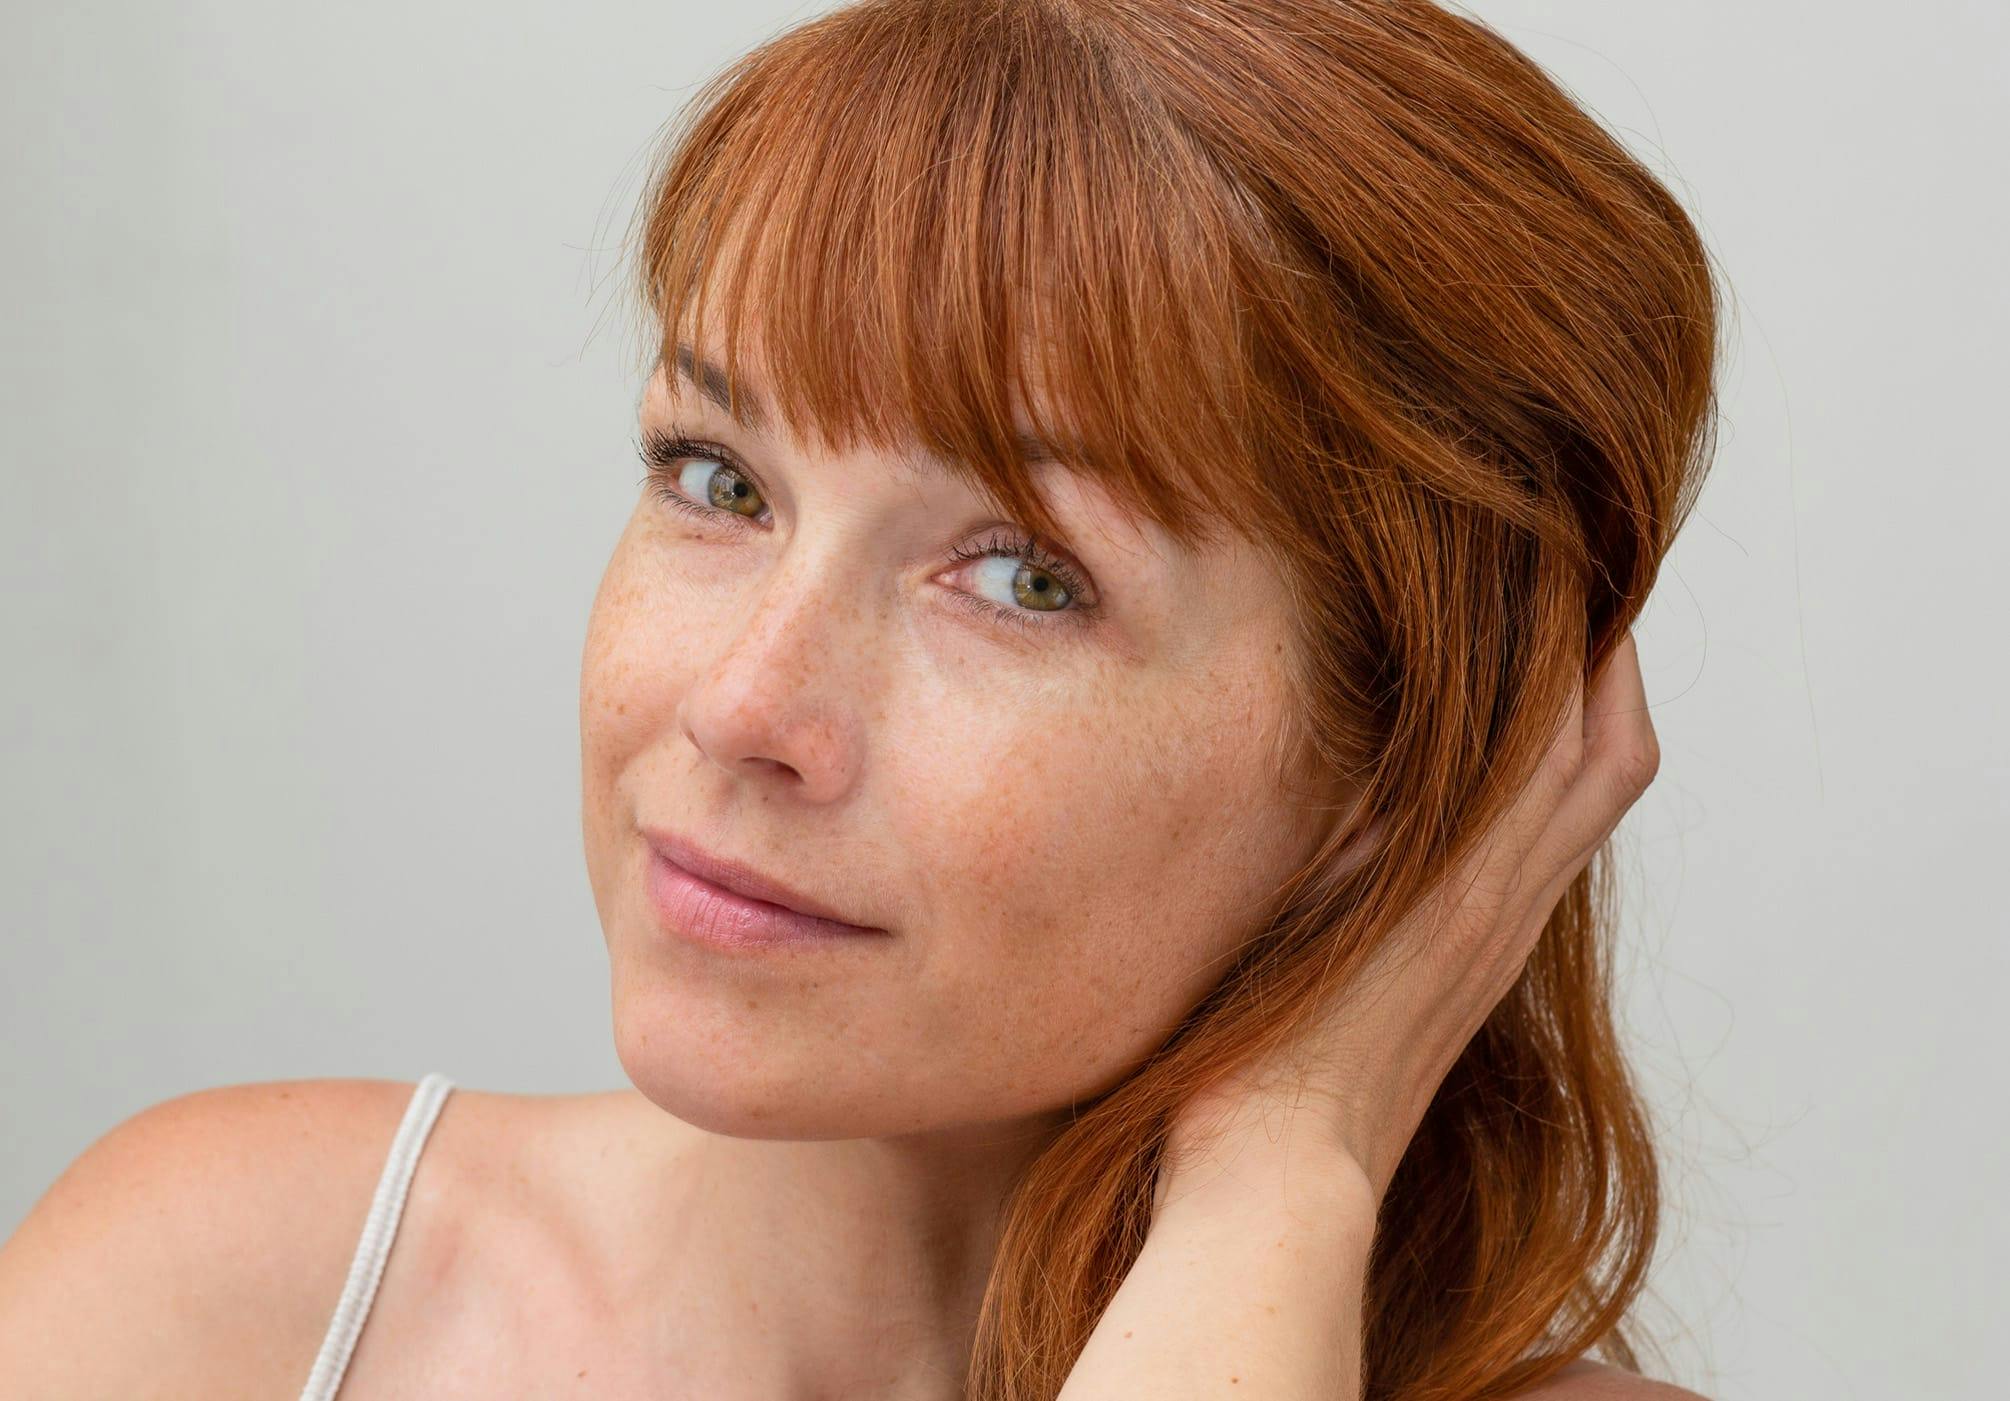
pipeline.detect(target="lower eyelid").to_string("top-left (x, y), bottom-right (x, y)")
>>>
top-left (939, 577), bottom-right (1094, 633)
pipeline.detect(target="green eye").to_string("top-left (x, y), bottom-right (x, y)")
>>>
top-left (943, 530), bottom-right (1094, 630)
top-left (637, 430), bottom-right (770, 523)
top-left (968, 553), bottom-right (1074, 613)
top-left (685, 459), bottom-right (765, 517)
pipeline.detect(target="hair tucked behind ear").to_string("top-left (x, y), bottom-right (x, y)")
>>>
top-left (627, 1), bottom-right (1723, 1396)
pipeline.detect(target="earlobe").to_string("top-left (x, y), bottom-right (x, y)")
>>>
top-left (1329, 807), bottom-right (1390, 881)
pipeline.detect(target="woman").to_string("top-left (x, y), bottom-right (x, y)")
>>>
top-left (0, 1), bottom-right (1720, 1397)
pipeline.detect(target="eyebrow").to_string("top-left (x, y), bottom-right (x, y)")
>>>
top-left (668, 341), bottom-right (1068, 466)
top-left (671, 342), bottom-right (769, 431)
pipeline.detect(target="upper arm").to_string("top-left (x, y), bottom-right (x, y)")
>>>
top-left (0, 1078), bottom-right (420, 1400)
top-left (1518, 1358), bottom-right (1713, 1400)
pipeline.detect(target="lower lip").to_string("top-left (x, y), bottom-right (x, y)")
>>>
top-left (645, 849), bottom-right (885, 950)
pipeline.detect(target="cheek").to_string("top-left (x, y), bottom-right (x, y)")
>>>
top-left (580, 515), bottom-right (716, 782)
top-left (579, 525), bottom-right (690, 903)
top-left (888, 661), bottom-right (1296, 1110)
top-left (580, 526), bottom-right (653, 757)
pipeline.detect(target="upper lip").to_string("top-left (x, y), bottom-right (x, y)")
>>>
top-left (641, 826), bottom-right (881, 931)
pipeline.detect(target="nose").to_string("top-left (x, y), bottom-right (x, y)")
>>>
top-left (674, 543), bottom-right (869, 806)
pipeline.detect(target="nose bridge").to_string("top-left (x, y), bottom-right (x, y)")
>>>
top-left (719, 530), bottom-right (872, 683)
top-left (677, 529), bottom-right (874, 798)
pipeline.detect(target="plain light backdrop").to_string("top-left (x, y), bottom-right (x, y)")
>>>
top-left (3, 3), bottom-right (2003, 1398)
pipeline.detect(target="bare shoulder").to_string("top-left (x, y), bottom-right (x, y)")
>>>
top-left (294, 1080), bottom-right (699, 1394)
top-left (1519, 1358), bottom-right (1714, 1400)
top-left (0, 1076), bottom-right (446, 1398)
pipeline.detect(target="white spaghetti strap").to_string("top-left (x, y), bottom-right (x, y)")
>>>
top-left (296, 1072), bottom-right (457, 1401)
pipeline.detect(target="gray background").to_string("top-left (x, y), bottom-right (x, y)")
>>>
top-left (3, 2), bottom-right (2003, 1397)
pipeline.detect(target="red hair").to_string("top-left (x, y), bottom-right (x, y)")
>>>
top-left (628, 2), bottom-right (1722, 1396)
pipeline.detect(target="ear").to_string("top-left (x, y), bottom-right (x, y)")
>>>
top-left (1329, 806), bottom-right (1391, 881)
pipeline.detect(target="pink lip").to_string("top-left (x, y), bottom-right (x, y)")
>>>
top-left (640, 827), bottom-right (885, 949)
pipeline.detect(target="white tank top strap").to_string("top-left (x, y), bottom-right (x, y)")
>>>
top-left (295, 1072), bottom-right (457, 1401)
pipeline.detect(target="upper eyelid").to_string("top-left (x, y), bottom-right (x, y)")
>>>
top-left (638, 425), bottom-right (752, 478)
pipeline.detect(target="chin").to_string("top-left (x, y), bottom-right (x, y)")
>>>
top-left (607, 981), bottom-right (936, 1142)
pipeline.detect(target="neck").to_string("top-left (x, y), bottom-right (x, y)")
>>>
top-left (619, 1096), bottom-right (1071, 1401)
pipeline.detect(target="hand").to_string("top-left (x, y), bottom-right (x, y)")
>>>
top-left (1160, 631), bottom-right (1661, 1210)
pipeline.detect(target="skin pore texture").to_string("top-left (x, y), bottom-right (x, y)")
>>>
top-left (570, 348), bottom-right (1341, 1397)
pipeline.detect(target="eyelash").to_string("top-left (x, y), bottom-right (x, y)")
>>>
top-left (633, 430), bottom-right (1096, 634)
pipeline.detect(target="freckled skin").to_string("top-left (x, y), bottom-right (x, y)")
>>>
top-left (579, 363), bottom-right (1335, 1145)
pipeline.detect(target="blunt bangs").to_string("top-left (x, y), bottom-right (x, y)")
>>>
top-left (631, 0), bottom-right (1289, 556)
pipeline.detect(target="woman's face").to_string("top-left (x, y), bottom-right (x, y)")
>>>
top-left (580, 347), bottom-right (1336, 1141)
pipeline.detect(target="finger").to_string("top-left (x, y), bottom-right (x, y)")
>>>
top-left (1493, 633), bottom-right (1646, 926)
top-left (1439, 664), bottom-right (1585, 925)
top-left (1497, 655), bottom-right (1588, 848)
top-left (1584, 631), bottom-right (1654, 768)
top-left (1543, 631), bottom-right (1659, 870)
